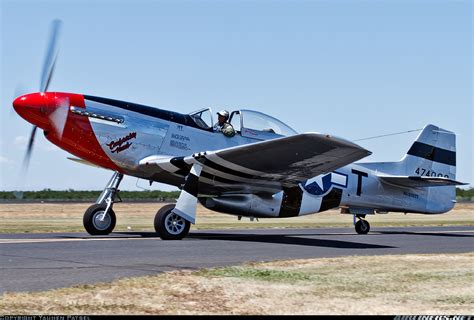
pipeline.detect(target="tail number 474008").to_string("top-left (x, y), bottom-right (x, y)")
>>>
top-left (415, 167), bottom-right (449, 178)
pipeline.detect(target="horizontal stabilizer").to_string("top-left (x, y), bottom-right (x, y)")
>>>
top-left (379, 175), bottom-right (467, 188)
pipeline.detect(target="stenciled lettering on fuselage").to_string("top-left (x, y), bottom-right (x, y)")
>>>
top-left (303, 172), bottom-right (348, 196)
top-left (403, 191), bottom-right (419, 199)
top-left (170, 133), bottom-right (191, 150)
top-left (106, 132), bottom-right (137, 153)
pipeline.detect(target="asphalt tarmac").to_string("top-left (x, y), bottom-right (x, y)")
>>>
top-left (1, 226), bottom-right (473, 294)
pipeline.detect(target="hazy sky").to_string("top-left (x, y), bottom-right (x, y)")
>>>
top-left (1, 0), bottom-right (472, 191)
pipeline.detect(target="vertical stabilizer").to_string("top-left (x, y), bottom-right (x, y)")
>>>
top-left (401, 124), bottom-right (456, 179)
top-left (401, 124), bottom-right (457, 212)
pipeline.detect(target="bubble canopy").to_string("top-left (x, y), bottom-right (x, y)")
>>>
top-left (235, 109), bottom-right (298, 136)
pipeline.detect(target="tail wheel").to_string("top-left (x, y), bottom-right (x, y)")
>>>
top-left (355, 219), bottom-right (370, 234)
top-left (154, 204), bottom-right (190, 240)
top-left (83, 204), bottom-right (116, 235)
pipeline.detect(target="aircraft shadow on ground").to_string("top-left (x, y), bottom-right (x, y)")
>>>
top-left (187, 232), bottom-right (395, 249)
top-left (97, 231), bottom-right (396, 249)
top-left (59, 229), bottom-right (473, 249)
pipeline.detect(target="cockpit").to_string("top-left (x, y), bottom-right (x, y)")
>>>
top-left (188, 108), bottom-right (297, 140)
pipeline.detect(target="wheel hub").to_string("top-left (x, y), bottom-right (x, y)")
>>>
top-left (165, 212), bottom-right (186, 235)
top-left (92, 210), bottom-right (111, 231)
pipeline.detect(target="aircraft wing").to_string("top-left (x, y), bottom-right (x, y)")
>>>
top-left (139, 133), bottom-right (371, 194)
top-left (379, 175), bottom-right (467, 188)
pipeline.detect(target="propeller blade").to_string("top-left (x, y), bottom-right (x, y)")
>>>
top-left (40, 19), bottom-right (62, 92)
top-left (49, 97), bottom-right (69, 138)
top-left (13, 83), bottom-right (29, 99)
top-left (21, 125), bottom-right (38, 173)
top-left (14, 19), bottom-right (64, 198)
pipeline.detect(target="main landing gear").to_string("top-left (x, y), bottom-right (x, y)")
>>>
top-left (154, 204), bottom-right (191, 240)
top-left (83, 172), bottom-right (123, 235)
top-left (83, 163), bottom-right (198, 239)
top-left (354, 214), bottom-right (370, 235)
top-left (152, 162), bottom-right (202, 240)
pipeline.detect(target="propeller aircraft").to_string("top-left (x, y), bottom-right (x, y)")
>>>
top-left (12, 21), bottom-right (467, 239)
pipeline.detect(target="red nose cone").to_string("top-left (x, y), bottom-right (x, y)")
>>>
top-left (13, 95), bottom-right (26, 112)
top-left (13, 93), bottom-right (50, 129)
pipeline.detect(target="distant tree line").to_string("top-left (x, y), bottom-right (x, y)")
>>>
top-left (0, 188), bottom-right (472, 202)
top-left (456, 187), bottom-right (474, 201)
top-left (0, 189), bottom-right (180, 201)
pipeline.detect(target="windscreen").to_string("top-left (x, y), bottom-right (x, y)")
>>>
top-left (189, 108), bottom-right (213, 130)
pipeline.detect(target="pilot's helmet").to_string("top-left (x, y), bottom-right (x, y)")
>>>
top-left (217, 110), bottom-right (229, 120)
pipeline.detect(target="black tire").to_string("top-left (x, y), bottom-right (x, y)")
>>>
top-left (355, 219), bottom-right (370, 235)
top-left (154, 204), bottom-right (190, 240)
top-left (83, 204), bottom-right (116, 235)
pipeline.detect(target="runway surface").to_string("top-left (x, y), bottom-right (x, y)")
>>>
top-left (1, 226), bottom-right (473, 294)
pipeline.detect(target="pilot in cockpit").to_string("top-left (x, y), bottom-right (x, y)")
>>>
top-left (213, 110), bottom-right (235, 137)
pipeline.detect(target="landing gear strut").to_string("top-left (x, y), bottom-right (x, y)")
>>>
top-left (153, 162), bottom-right (202, 240)
top-left (354, 214), bottom-right (370, 235)
top-left (83, 171), bottom-right (123, 235)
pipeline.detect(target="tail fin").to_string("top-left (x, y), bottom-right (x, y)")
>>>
top-left (401, 124), bottom-right (456, 179)
top-left (400, 124), bottom-right (457, 213)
